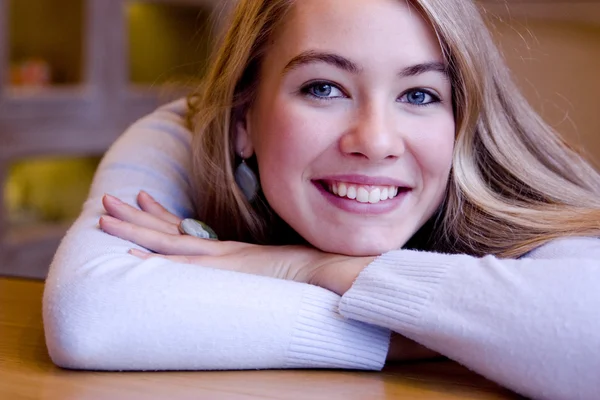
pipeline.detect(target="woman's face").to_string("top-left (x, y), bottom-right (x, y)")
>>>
top-left (239, 0), bottom-right (455, 256)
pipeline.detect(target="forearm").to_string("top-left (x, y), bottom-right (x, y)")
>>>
top-left (310, 256), bottom-right (440, 363)
top-left (339, 242), bottom-right (600, 400)
top-left (45, 240), bottom-right (389, 370)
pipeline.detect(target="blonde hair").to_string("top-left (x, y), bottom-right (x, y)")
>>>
top-left (188, 0), bottom-right (600, 257)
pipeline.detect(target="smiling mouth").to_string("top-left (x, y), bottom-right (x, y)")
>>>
top-left (319, 181), bottom-right (408, 204)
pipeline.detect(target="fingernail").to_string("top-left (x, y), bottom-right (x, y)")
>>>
top-left (129, 248), bottom-right (150, 258)
top-left (139, 190), bottom-right (153, 199)
top-left (100, 215), bottom-right (120, 225)
top-left (105, 194), bottom-right (123, 205)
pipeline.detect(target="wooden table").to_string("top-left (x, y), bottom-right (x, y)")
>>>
top-left (0, 277), bottom-right (522, 400)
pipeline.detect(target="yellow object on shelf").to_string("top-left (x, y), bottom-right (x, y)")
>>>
top-left (4, 157), bottom-right (100, 226)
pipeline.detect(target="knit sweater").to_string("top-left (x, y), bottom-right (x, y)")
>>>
top-left (43, 100), bottom-right (600, 400)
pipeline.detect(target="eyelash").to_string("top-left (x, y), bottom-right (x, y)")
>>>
top-left (300, 81), bottom-right (346, 101)
top-left (400, 89), bottom-right (441, 107)
top-left (300, 81), bottom-right (442, 107)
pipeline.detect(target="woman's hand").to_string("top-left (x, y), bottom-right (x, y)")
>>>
top-left (100, 192), bottom-right (373, 295)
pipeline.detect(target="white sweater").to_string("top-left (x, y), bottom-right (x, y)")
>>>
top-left (43, 100), bottom-right (600, 400)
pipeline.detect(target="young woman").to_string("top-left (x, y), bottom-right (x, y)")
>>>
top-left (44, 0), bottom-right (600, 399)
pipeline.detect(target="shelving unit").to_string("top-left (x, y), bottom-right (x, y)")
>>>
top-left (0, 0), bottom-right (225, 278)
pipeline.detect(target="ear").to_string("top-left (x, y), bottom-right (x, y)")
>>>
top-left (234, 109), bottom-right (255, 158)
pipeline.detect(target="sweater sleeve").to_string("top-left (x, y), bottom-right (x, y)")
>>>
top-left (339, 237), bottom-right (600, 400)
top-left (43, 99), bottom-right (390, 371)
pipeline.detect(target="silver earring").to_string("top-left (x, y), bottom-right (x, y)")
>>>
top-left (235, 152), bottom-right (259, 202)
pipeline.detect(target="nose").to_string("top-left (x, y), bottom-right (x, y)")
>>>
top-left (339, 102), bottom-right (405, 161)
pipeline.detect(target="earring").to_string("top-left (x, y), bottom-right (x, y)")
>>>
top-left (235, 152), bottom-right (259, 202)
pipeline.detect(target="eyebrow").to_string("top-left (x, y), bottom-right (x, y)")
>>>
top-left (283, 51), bottom-right (361, 74)
top-left (282, 50), bottom-right (448, 79)
top-left (398, 61), bottom-right (448, 78)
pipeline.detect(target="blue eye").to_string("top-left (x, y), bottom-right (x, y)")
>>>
top-left (312, 83), bottom-right (333, 97)
top-left (302, 82), bottom-right (345, 100)
top-left (400, 89), bottom-right (440, 106)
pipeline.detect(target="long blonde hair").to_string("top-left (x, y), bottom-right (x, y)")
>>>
top-left (188, 0), bottom-right (600, 257)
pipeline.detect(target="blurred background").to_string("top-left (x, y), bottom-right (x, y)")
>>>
top-left (0, 0), bottom-right (598, 278)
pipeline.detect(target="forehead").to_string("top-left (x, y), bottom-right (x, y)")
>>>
top-left (271, 0), bottom-right (443, 67)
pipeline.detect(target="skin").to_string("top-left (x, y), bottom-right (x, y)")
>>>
top-left (237, 0), bottom-right (455, 256)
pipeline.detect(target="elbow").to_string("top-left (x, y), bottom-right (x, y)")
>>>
top-left (43, 278), bottom-right (108, 370)
top-left (44, 330), bottom-right (96, 370)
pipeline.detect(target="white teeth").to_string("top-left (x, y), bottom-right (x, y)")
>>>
top-left (356, 187), bottom-right (369, 203)
top-left (328, 182), bottom-right (402, 203)
top-left (381, 187), bottom-right (389, 201)
top-left (347, 186), bottom-right (357, 200)
top-left (368, 188), bottom-right (381, 204)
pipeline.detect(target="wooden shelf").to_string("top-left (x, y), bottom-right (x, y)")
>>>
top-left (0, 86), bottom-right (92, 116)
top-left (0, 122), bottom-right (128, 159)
top-left (0, 222), bottom-right (71, 279)
top-left (3, 85), bottom-right (89, 98)
top-left (5, 221), bottom-right (72, 247)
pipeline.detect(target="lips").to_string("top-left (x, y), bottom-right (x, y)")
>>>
top-left (315, 175), bottom-right (412, 206)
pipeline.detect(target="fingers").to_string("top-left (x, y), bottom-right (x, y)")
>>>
top-left (100, 215), bottom-right (221, 256)
top-left (103, 194), bottom-right (180, 235)
top-left (129, 249), bottom-right (195, 264)
top-left (137, 191), bottom-right (182, 225)
top-left (128, 249), bottom-right (245, 275)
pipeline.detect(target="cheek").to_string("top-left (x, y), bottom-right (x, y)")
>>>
top-left (252, 102), bottom-right (300, 175)
top-left (252, 99), bottom-right (334, 181)
top-left (411, 119), bottom-right (455, 181)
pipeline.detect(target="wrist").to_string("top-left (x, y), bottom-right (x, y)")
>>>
top-left (310, 255), bottom-right (375, 295)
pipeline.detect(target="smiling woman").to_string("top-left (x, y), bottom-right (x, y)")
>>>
top-left (226, 0), bottom-right (455, 256)
top-left (43, 1), bottom-right (600, 400)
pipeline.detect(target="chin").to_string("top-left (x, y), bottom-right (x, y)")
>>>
top-left (310, 234), bottom-right (408, 257)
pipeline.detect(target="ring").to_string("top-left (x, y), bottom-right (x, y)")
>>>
top-left (178, 218), bottom-right (218, 240)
